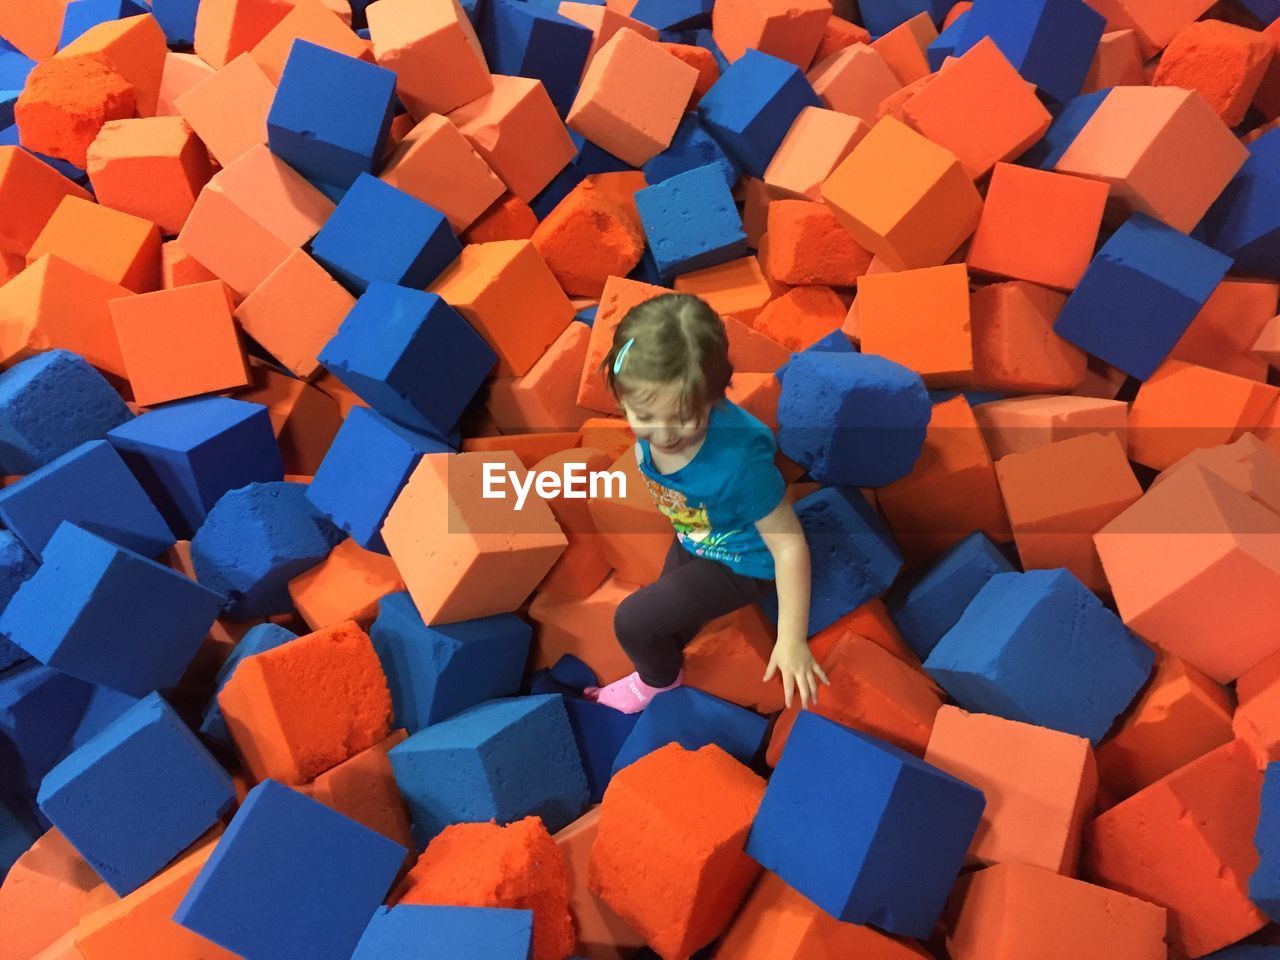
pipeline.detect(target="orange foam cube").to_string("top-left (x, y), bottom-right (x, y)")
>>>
top-left (870, 10), bottom-right (935, 83)
top-left (812, 15), bottom-right (870, 64)
top-left (366, 0), bottom-right (491, 118)
top-left (821, 115), bottom-right (982, 271)
top-left (0, 0), bottom-right (68, 60)
top-left (856, 261), bottom-right (972, 386)
top-left (751, 285), bottom-right (845, 351)
top-left (967, 163), bottom-right (1109, 291)
top-left (447, 74), bottom-right (578, 203)
top-left (806, 43), bottom-right (901, 123)
top-left (763, 106), bottom-right (868, 201)
top-left (251, 0), bottom-right (373, 85)
top-left (672, 256), bottom-right (775, 327)
top-left (575, 274), bottom-right (669, 411)
top-left (156, 52), bottom-right (215, 116)
top-left (288, 537), bottom-right (405, 631)
top-left (86, 117), bottom-right (215, 236)
top-left (485, 321), bottom-right (597, 434)
top-left (970, 281), bottom-right (1085, 392)
top-left (1053, 86), bottom-right (1248, 233)
top-left (233, 248), bottom-right (355, 379)
top-left (380, 113), bottom-right (505, 233)
top-left (1082, 28), bottom-right (1145, 92)
top-left (528, 573), bottom-right (637, 679)
top-left (208, 138), bottom-right (333, 241)
top-left (217, 619), bottom-right (393, 785)
top-left (681, 606), bottom-right (787, 714)
top-left (567, 28), bottom-right (697, 167)
top-left (1082, 0), bottom-right (1217, 60)
top-left (15, 55), bottom-right (136, 170)
top-left (529, 448), bottom-right (613, 599)
top-left (1153, 19), bottom-right (1274, 127)
top-left (947, 861), bottom-right (1167, 960)
top-left (110, 280), bottom-right (248, 406)
top-left (382, 450), bottom-right (567, 624)
top-left (459, 431), bottom-right (582, 468)
top-left (0, 829), bottom-right (103, 960)
top-left (462, 192), bottom-right (539, 244)
top-left (589, 743), bottom-right (765, 959)
top-left (1084, 739), bottom-right (1266, 958)
top-left (531, 179), bottom-right (644, 297)
top-left (1169, 277), bottom-right (1278, 381)
top-left (710, 0), bottom-right (829, 67)
top-left (560, 3), bottom-right (659, 64)
top-left (174, 53), bottom-right (276, 168)
top-left (578, 416), bottom-right (634, 461)
top-left (54, 14), bottom-right (166, 118)
top-left (659, 40), bottom-right (718, 110)
top-left (193, 0), bottom-right (295, 68)
top-left (552, 807), bottom-right (647, 959)
top-left (587, 453), bottom-right (674, 587)
top-left (764, 198), bottom-right (871, 286)
top-left (0, 145), bottom-right (92, 257)
top-left (1237, 647), bottom-right (1280, 765)
top-left (429, 238), bottom-right (575, 378)
top-left (29, 194), bottom-right (161, 293)
top-left (973, 393), bottom-right (1128, 461)
top-left (233, 361), bottom-right (342, 474)
top-left (160, 236), bottom-right (225, 286)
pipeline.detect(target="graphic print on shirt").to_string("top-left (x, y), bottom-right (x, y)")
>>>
top-left (640, 472), bottom-right (741, 555)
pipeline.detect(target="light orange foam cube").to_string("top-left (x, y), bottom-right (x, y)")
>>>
top-left (586, 452), bottom-right (674, 588)
top-left (970, 281), bottom-right (1085, 392)
top-left (233, 248), bottom-right (355, 379)
top-left (710, 0), bottom-right (830, 68)
top-left (156, 52), bottom-right (215, 116)
top-left (250, 0), bottom-right (373, 85)
top-left (1053, 85), bottom-right (1248, 233)
top-left (54, 14), bottom-right (167, 118)
top-left (1169, 277), bottom-right (1278, 382)
top-left (870, 10), bottom-right (935, 84)
top-left (175, 53), bottom-right (277, 168)
top-left (382, 450), bottom-right (568, 624)
top-left (995, 431), bottom-right (1141, 593)
top-left (0, 0), bottom-right (68, 60)
top-left (553, 807), bottom-right (647, 959)
top-left (763, 106), bottom-right (868, 202)
top-left (1083, 28), bottom-right (1145, 93)
top-left (567, 28), bottom-right (699, 167)
top-left (429, 238), bottom-right (576, 378)
top-left (288, 537), bottom-right (405, 631)
top-left (367, 0), bottom-right (491, 118)
top-left (528, 573), bottom-right (638, 679)
top-left (193, 0), bottom-right (296, 68)
top-left (86, 117), bottom-right (215, 236)
top-left (0, 145), bottom-right (92, 257)
top-left (28, 194), bottom-right (161, 293)
top-left (485, 320), bottom-right (597, 434)
top-left (1083, 0), bottom-right (1220, 60)
top-left (672, 256), bottom-right (774, 326)
top-left (233, 361), bottom-right (342, 475)
top-left (380, 113), bottom-right (505, 233)
top-left (821, 115), bottom-right (982, 271)
top-left (162, 239), bottom-right (218, 288)
top-left (856, 261), bottom-right (972, 386)
top-left (576, 274), bottom-right (670, 412)
top-left (967, 162), bottom-right (1109, 291)
top-left (529, 447), bottom-right (613, 600)
top-left (806, 43), bottom-right (901, 124)
top-left (560, 2), bottom-right (659, 64)
top-left (926, 706), bottom-right (1097, 875)
top-left (447, 74), bottom-right (578, 203)
top-left (973, 393), bottom-right (1128, 461)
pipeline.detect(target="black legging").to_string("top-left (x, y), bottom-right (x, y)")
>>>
top-left (613, 536), bottom-right (777, 687)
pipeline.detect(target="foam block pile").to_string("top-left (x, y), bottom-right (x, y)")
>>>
top-left (7, 0), bottom-right (1280, 956)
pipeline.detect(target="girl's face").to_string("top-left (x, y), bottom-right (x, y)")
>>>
top-left (618, 380), bottom-right (710, 454)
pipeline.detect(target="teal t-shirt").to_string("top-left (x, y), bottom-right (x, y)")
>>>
top-left (635, 398), bottom-right (786, 580)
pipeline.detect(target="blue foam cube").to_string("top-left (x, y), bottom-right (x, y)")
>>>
top-left (199, 623), bottom-right (298, 747)
top-left (858, 0), bottom-right (951, 34)
top-left (0, 797), bottom-right (40, 881)
top-left (0, 523), bottom-right (222, 697)
top-left (0, 661), bottom-right (92, 801)
top-left (1017, 86), bottom-right (1109, 169)
top-left (757, 486), bottom-right (903, 636)
top-left (574, 304), bottom-right (597, 327)
top-left (57, 0), bottom-right (148, 48)
top-left (1252, 761), bottom-right (1280, 921)
top-left (306, 408), bottom-right (453, 553)
top-left (353, 905), bottom-right (534, 960)
top-left (773, 327), bottom-right (857, 382)
top-left (530, 133), bottom-right (633, 221)
top-left (267, 40), bottom-right (397, 190)
top-left (318, 283), bottom-right (496, 437)
top-left (174, 779), bottom-right (406, 960)
top-left (371, 591), bottom-right (530, 731)
top-left (0, 41), bottom-right (34, 94)
top-left (1054, 212), bottom-right (1233, 379)
top-left (610, 686), bottom-right (767, 777)
top-left (388, 694), bottom-right (589, 846)
top-left (310, 173), bottom-right (462, 294)
top-left (697, 48), bottom-right (821, 178)
top-left (888, 531), bottom-right (1017, 660)
top-left (37, 691), bottom-right (235, 896)
top-left (478, 0), bottom-right (593, 116)
top-left (1205, 948), bottom-right (1280, 960)
top-left (954, 0), bottom-right (1105, 103)
top-left (642, 114), bottom-right (740, 192)
top-left (1241, 0), bottom-right (1280, 20)
top-left (0, 349), bottom-right (133, 475)
top-left (629, 0), bottom-right (713, 30)
top-left (150, 0), bottom-right (199, 45)
top-left (634, 162), bottom-right (747, 279)
top-left (0, 532), bottom-right (38, 672)
top-left (0, 440), bottom-right (174, 559)
top-left (746, 711), bottom-right (985, 937)
top-left (107, 397), bottom-right (283, 540)
top-left (562, 697), bottom-right (638, 803)
top-left (189, 481), bottom-right (343, 619)
top-left (927, 10), bottom-right (969, 70)
top-left (925, 568), bottom-right (1155, 743)
top-left (57, 684), bottom-right (140, 759)
top-left (1197, 128), bottom-right (1280, 278)
top-left (777, 350), bottom-right (931, 487)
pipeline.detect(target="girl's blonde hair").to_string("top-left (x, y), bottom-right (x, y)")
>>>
top-left (599, 293), bottom-right (733, 422)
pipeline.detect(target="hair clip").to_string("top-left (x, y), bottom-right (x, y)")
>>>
top-left (613, 337), bottom-right (635, 374)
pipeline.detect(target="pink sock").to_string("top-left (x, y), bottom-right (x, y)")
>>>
top-left (584, 670), bottom-right (683, 714)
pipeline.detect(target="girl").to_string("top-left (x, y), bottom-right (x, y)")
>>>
top-left (583, 293), bottom-right (830, 714)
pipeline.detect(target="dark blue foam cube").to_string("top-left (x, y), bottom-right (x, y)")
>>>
top-left (0, 660), bottom-right (92, 801)
top-left (319, 283), bottom-right (496, 437)
top-left (858, 0), bottom-right (950, 34)
top-left (925, 568), bottom-right (1154, 743)
top-left (189, 481), bottom-right (343, 619)
top-left (642, 114), bottom-right (740, 192)
top-left (354, 905), bottom-right (534, 959)
top-left (107, 397), bottom-right (283, 540)
top-left (611, 686), bottom-right (767, 777)
top-left (0, 440), bottom-right (173, 559)
top-left (574, 304), bottom-right (597, 327)
top-left (0, 523), bottom-right (222, 697)
top-left (267, 40), bottom-right (397, 190)
top-left (634, 162), bottom-right (747, 278)
top-left (199, 623), bottom-right (298, 747)
top-left (57, 0), bottom-right (148, 48)
top-left (310, 173), bottom-right (462, 294)
top-left (562, 697), bottom-right (638, 803)
top-left (757, 486), bottom-right (903, 636)
top-left (954, 0), bottom-right (1105, 102)
top-left (307, 408), bottom-right (453, 554)
top-left (746, 711), bottom-right (985, 938)
top-left (629, 0), bottom-right (712, 30)
top-left (697, 48), bottom-right (821, 178)
top-left (150, 0), bottom-right (199, 45)
top-left (57, 684), bottom-right (139, 759)
top-left (0, 349), bottom-right (133, 475)
top-left (388, 694), bottom-right (589, 846)
top-left (777, 350), bottom-right (931, 487)
top-left (889, 531), bottom-right (1017, 660)
top-left (371, 591), bottom-right (530, 732)
top-left (0, 39), bottom-right (34, 93)
top-left (1197, 128), bottom-right (1280, 278)
top-left (479, 0), bottom-right (593, 116)
top-left (0, 532), bottom-right (38, 672)
top-left (1241, 0), bottom-right (1280, 20)
top-left (1054, 212), bottom-right (1233, 380)
top-left (37, 691), bottom-right (235, 896)
top-left (927, 10), bottom-right (968, 70)
top-left (1017, 86), bottom-right (1109, 169)
top-left (0, 796), bottom-right (40, 881)
top-left (174, 779), bottom-right (406, 960)
top-left (1252, 761), bottom-right (1280, 921)
top-left (530, 133), bottom-right (632, 221)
